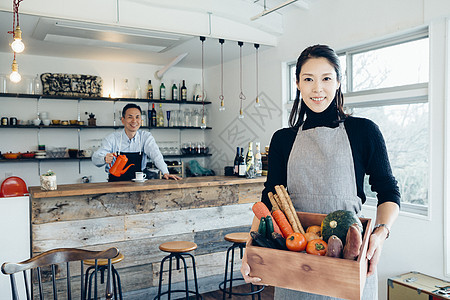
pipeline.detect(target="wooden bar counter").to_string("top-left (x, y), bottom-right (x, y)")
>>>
top-left (29, 176), bottom-right (265, 298)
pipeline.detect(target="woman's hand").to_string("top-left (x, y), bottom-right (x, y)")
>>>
top-left (104, 153), bottom-right (115, 164)
top-left (366, 226), bottom-right (388, 276)
top-left (240, 253), bottom-right (262, 284)
top-left (163, 173), bottom-right (182, 180)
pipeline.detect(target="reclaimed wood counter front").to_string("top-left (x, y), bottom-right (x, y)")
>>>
top-left (29, 176), bottom-right (265, 298)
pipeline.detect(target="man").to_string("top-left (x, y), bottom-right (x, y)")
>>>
top-left (92, 103), bottom-right (181, 181)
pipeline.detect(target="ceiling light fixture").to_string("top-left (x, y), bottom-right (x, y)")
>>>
top-left (10, 59), bottom-right (21, 83)
top-left (238, 41), bottom-right (246, 119)
top-left (254, 43), bottom-right (261, 108)
top-left (251, 0), bottom-right (299, 21)
top-left (11, 25), bottom-right (24, 53)
top-left (218, 39), bottom-right (225, 111)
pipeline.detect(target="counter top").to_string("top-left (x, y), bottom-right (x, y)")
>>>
top-left (29, 176), bottom-right (266, 198)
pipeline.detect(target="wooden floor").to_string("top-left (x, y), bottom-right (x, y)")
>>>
top-left (194, 284), bottom-right (274, 300)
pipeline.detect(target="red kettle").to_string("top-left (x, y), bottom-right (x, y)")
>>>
top-left (109, 153), bottom-right (135, 177)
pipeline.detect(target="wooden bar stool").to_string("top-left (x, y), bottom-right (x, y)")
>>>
top-left (84, 252), bottom-right (124, 300)
top-left (219, 233), bottom-right (264, 299)
top-left (154, 241), bottom-right (202, 300)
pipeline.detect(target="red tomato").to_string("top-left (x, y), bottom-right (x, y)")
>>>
top-left (286, 232), bottom-right (307, 252)
top-left (306, 239), bottom-right (328, 256)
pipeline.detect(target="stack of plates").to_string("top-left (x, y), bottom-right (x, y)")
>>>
top-left (35, 151), bottom-right (47, 159)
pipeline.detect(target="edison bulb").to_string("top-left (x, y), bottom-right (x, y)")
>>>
top-left (11, 39), bottom-right (25, 53)
top-left (10, 71), bottom-right (21, 83)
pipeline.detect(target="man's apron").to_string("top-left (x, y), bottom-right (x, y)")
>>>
top-left (274, 123), bottom-right (377, 300)
top-left (108, 151), bottom-right (142, 182)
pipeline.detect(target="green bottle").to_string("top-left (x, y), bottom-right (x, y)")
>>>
top-left (160, 82), bottom-right (166, 100)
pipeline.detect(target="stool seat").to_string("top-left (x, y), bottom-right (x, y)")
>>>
top-left (224, 232), bottom-right (250, 244)
top-left (159, 241), bottom-right (197, 253)
top-left (84, 252), bottom-right (124, 266)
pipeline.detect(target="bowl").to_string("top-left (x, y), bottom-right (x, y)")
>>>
top-left (78, 121), bottom-right (85, 126)
top-left (52, 119), bottom-right (61, 125)
top-left (68, 148), bottom-right (79, 158)
top-left (70, 120), bottom-right (78, 125)
top-left (3, 152), bottom-right (19, 159)
top-left (33, 119), bottom-right (41, 126)
top-left (61, 120), bottom-right (69, 126)
top-left (47, 147), bottom-right (66, 158)
top-left (21, 151), bottom-right (35, 158)
top-left (42, 119), bottom-right (51, 126)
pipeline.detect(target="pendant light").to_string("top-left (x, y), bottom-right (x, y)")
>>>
top-left (8, 0), bottom-right (25, 83)
top-left (218, 39), bottom-right (225, 111)
top-left (10, 59), bottom-right (21, 83)
top-left (254, 43), bottom-right (261, 108)
top-left (238, 41), bottom-right (246, 119)
top-left (200, 36), bottom-right (207, 130)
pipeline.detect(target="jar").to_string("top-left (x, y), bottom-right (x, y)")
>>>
top-left (9, 117), bottom-right (17, 126)
top-left (1, 117), bottom-right (8, 126)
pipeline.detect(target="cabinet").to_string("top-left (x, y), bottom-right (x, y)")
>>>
top-left (0, 92), bottom-right (212, 170)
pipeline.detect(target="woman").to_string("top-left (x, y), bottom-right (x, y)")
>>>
top-left (241, 45), bottom-right (400, 299)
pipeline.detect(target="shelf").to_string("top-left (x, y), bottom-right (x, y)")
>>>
top-left (0, 93), bottom-right (211, 105)
top-left (0, 154), bottom-right (212, 163)
top-left (0, 125), bottom-right (212, 130)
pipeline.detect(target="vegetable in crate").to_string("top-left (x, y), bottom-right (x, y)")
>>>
top-left (272, 209), bottom-right (293, 238)
top-left (285, 232), bottom-right (307, 252)
top-left (343, 223), bottom-right (363, 260)
top-left (271, 232), bottom-right (288, 250)
top-left (250, 231), bottom-right (277, 249)
top-left (258, 217), bottom-right (267, 237)
top-left (252, 202), bottom-right (283, 235)
top-left (325, 235), bottom-right (343, 258)
top-left (321, 210), bottom-right (363, 243)
top-left (306, 239), bottom-right (328, 256)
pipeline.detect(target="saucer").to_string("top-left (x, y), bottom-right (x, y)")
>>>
top-left (132, 178), bottom-right (148, 182)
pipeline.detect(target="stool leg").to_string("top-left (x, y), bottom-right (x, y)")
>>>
top-left (185, 252), bottom-right (200, 300)
top-left (178, 254), bottom-right (189, 299)
top-left (84, 266), bottom-right (94, 300)
top-left (112, 267), bottom-right (123, 300)
top-left (228, 244), bottom-right (236, 298)
top-left (111, 266), bottom-right (118, 300)
top-left (168, 255), bottom-right (173, 300)
top-left (156, 254), bottom-right (171, 300)
top-left (222, 245), bottom-right (232, 300)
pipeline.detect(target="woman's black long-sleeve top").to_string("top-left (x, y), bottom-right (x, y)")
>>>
top-left (261, 107), bottom-right (401, 210)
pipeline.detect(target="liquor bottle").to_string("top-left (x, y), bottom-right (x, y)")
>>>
top-left (238, 147), bottom-right (246, 177)
top-left (181, 80), bottom-right (187, 101)
top-left (245, 142), bottom-right (255, 178)
top-left (172, 83), bottom-right (178, 101)
top-left (147, 80), bottom-right (153, 99)
top-left (141, 110), bottom-right (147, 127)
top-left (255, 142), bottom-right (262, 177)
top-left (157, 103), bottom-right (164, 127)
top-left (233, 147), bottom-right (240, 176)
top-left (160, 82), bottom-right (166, 100)
top-left (150, 103), bottom-right (157, 127)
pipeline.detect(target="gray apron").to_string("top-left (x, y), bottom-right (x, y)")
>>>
top-left (274, 123), bottom-right (377, 300)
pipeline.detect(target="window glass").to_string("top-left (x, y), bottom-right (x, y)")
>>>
top-left (289, 63), bottom-right (296, 102)
top-left (352, 38), bottom-right (429, 91)
top-left (338, 55), bottom-right (347, 93)
top-left (348, 103), bottom-right (429, 206)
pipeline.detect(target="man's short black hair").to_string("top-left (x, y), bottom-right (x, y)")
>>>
top-left (122, 103), bottom-right (142, 118)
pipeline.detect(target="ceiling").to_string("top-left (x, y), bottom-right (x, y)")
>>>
top-left (0, 0), bottom-right (315, 69)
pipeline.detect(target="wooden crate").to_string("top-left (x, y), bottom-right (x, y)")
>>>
top-left (388, 271), bottom-right (450, 300)
top-left (246, 211), bottom-right (372, 300)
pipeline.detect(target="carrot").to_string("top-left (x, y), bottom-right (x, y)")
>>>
top-left (252, 202), bottom-right (283, 236)
top-left (279, 185), bottom-right (305, 234)
top-left (274, 185), bottom-right (300, 233)
top-left (272, 209), bottom-right (294, 238)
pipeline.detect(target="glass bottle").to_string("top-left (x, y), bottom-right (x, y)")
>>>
top-left (172, 83), bottom-right (178, 101)
top-left (147, 80), bottom-right (153, 100)
top-left (255, 142), bottom-right (262, 177)
top-left (233, 147), bottom-right (240, 176)
top-left (245, 142), bottom-right (255, 178)
top-left (122, 79), bottom-right (130, 98)
top-left (141, 110), bottom-right (147, 127)
top-left (238, 147), bottom-right (246, 177)
top-left (157, 103), bottom-right (164, 127)
top-left (150, 103), bottom-right (157, 127)
top-left (160, 82), bottom-right (166, 100)
top-left (181, 80), bottom-right (187, 101)
top-left (34, 74), bottom-right (42, 95)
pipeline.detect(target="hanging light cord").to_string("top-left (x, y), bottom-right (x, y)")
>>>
top-left (8, 0), bottom-right (23, 38)
top-left (200, 36), bottom-right (206, 120)
top-left (255, 44), bottom-right (259, 101)
top-left (219, 39), bottom-right (224, 103)
top-left (238, 42), bottom-right (246, 117)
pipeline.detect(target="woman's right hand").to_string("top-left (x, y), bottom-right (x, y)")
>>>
top-left (240, 254), bottom-right (262, 284)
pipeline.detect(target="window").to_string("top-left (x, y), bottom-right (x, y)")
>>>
top-left (342, 30), bottom-right (429, 215)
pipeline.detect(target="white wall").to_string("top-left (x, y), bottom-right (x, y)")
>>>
top-left (203, 0), bottom-right (450, 299)
top-left (0, 53), bottom-right (203, 186)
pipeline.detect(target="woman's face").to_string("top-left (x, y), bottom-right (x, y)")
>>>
top-left (297, 57), bottom-right (340, 113)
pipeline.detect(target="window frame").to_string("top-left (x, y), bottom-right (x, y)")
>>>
top-left (340, 29), bottom-right (430, 216)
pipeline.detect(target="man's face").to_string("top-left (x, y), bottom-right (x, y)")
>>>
top-left (121, 107), bottom-right (141, 134)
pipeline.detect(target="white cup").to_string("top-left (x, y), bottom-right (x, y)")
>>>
top-left (135, 172), bottom-right (146, 181)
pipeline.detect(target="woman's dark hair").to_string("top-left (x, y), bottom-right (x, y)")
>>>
top-left (288, 44), bottom-right (346, 128)
top-left (122, 103), bottom-right (142, 118)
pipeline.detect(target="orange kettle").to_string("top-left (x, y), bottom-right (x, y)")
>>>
top-left (109, 153), bottom-right (135, 177)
